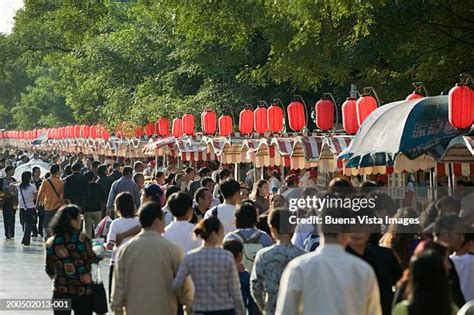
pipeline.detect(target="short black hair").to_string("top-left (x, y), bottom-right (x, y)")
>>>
top-left (113, 162), bottom-right (120, 169)
top-left (168, 192), bottom-right (193, 218)
top-left (195, 187), bottom-right (210, 203)
top-left (139, 202), bottom-right (163, 228)
top-left (98, 164), bottom-right (107, 177)
top-left (84, 170), bottom-right (94, 182)
top-left (220, 179), bottom-right (240, 199)
top-left (435, 196), bottom-right (461, 215)
top-left (4, 165), bottom-right (14, 173)
top-left (32, 166), bottom-right (40, 173)
top-left (50, 164), bottom-right (60, 175)
top-left (92, 161), bottom-right (101, 169)
top-left (133, 172), bottom-right (144, 182)
top-left (198, 167), bottom-right (211, 178)
top-left (268, 208), bottom-right (294, 235)
top-left (201, 176), bottom-right (214, 187)
top-left (433, 214), bottom-right (465, 236)
top-left (155, 171), bottom-right (164, 179)
top-left (219, 168), bottom-right (231, 181)
top-left (71, 163), bottom-right (82, 172)
top-left (185, 167), bottom-right (194, 174)
top-left (122, 166), bottom-right (133, 177)
top-left (165, 185), bottom-right (181, 200)
top-left (223, 240), bottom-right (243, 258)
top-left (235, 202), bottom-right (258, 228)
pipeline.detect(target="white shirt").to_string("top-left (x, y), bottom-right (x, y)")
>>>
top-left (450, 253), bottom-right (474, 301)
top-left (276, 244), bottom-right (382, 315)
top-left (204, 203), bottom-right (236, 235)
top-left (164, 220), bottom-right (202, 254)
top-left (107, 217), bottom-right (140, 264)
top-left (161, 205), bottom-right (173, 227)
top-left (16, 183), bottom-right (37, 209)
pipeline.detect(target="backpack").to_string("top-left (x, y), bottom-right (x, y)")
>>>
top-left (234, 230), bottom-right (263, 272)
top-left (303, 232), bottom-right (320, 252)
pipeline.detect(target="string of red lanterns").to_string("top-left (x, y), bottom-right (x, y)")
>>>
top-left (6, 81), bottom-right (467, 142)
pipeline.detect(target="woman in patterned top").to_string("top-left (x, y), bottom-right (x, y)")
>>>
top-left (45, 205), bottom-right (100, 315)
top-left (172, 216), bottom-right (245, 315)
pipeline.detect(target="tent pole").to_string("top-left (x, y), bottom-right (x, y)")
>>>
top-left (447, 163), bottom-right (453, 196)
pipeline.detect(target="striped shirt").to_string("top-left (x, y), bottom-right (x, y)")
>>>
top-left (172, 247), bottom-right (245, 314)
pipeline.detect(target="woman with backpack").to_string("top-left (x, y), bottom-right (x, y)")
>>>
top-left (172, 217), bottom-right (245, 315)
top-left (223, 202), bottom-right (273, 272)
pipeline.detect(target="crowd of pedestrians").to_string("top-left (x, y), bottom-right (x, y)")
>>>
top-left (1, 149), bottom-right (474, 315)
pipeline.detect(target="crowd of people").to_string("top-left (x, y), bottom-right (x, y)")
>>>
top-left (1, 149), bottom-right (474, 315)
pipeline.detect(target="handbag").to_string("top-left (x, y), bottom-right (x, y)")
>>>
top-left (91, 263), bottom-right (108, 313)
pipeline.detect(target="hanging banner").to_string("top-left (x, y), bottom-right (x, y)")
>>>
top-left (388, 173), bottom-right (406, 199)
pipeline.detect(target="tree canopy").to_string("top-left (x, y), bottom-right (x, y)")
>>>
top-left (0, 0), bottom-right (472, 130)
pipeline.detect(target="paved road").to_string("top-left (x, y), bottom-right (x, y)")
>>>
top-left (0, 211), bottom-right (111, 314)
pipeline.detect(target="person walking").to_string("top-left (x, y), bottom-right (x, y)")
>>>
top-left (172, 216), bottom-right (245, 315)
top-left (63, 163), bottom-right (89, 210)
top-left (31, 166), bottom-right (43, 237)
top-left (275, 205), bottom-right (382, 315)
top-left (204, 179), bottom-right (241, 234)
top-left (46, 205), bottom-right (100, 315)
top-left (83, 171), bottom-right (105, 239)
top-left (96, 164), bottom-right (114, 204)
top-left (164, 192), bottom-right (202, 253)
top-left (107, 166), bottom-right (141, 216)
top-left (111, 202), bottom-right (194, 315)
top-left (392, 250), bottom-right (458, 315)
top-left (2, 165), bottom-right (17, 239)
top-left (16, 171), bottom-right (37, 246)
top-left (250, 180), bottom-right (270, 215)
top-left (105, 192), bottom-right (140, 297)
top-left (251, 208), bottom-right (305, 315)
top-left (37, 164), bottom-right (64, 240)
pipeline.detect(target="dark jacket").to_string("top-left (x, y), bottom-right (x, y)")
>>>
top-left (64, 172), bottom-right (90, 210)
top-left (347, 244), bottom-right (402, 315)
top-left (85, 182), bottom-right (105, 213)
top-left (109, 170), bottom-right (122, 182)
top-left (97, 175), bottom-right (114, 200)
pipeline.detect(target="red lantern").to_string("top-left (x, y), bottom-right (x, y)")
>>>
top-left (267, 102), bottom-right (284, 133)
top-left (314, 97), bottom-right (335, 131)
top-left (254, 105), bottom-right (268, 134)
top-left (182, 113), bottom-right (195, 135)
top-left (80, 125), bottom-right (91, 138)
top-left (406, 92), bottom-right (424, 101)
top-left (219, 115), bottom-right (233, 136)
top-left (449, 83), bottom-right (474, 129)
top-left (201, 110), bottom-right (217, 134)
top-left (239, 106), bottom-right (254, 135)
top-left (101, 128), bottom-right (110, 140)
top-left (60, 127), bottom-right (66, 139)
top-left (342, 97), bottom-right (359, 135)
top-left (287, 100), bottom-right (306, 132)
top-left (135, 126), bottom-right (144, 138)
top-left (73, 125), bottom-right (81, 138)
top-left (356, 95), bottom-right (377, 126)
top-left (172, 118), bottom-right (183, 137)
top-left (145, 122), bottom-right (155, 137)
top-left (156, 117), bottom-right (170, 136)
top-left (90, 125), bottom-right (98, 138)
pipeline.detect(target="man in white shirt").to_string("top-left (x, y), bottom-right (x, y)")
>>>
top-left (276, 204), bottom-right (382, 315)
top-left (164, 192), bottom-right (202, 253)
top-left (204, 178), bottom-right (241, 234)
top-left (450, 229), bottom-right (474, 301)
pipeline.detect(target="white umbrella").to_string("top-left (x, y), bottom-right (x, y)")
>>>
top-left (13, 160), bottom-right (50, 181)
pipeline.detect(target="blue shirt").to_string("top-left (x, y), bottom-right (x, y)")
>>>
top-left (106, 176), bottom-right (141, 210)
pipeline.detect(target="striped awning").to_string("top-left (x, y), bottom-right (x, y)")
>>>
top-left (176, 139), bottom-right (216, 161)
top-left (437, 163), bottom-right (474, 176)
top-left (440, 135), bottom-right (474, 162)
top-left (143, 136), bottom-right (177, 155)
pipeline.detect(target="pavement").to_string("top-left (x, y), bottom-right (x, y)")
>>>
top-left (0, 211), bottom-right (111, 314)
